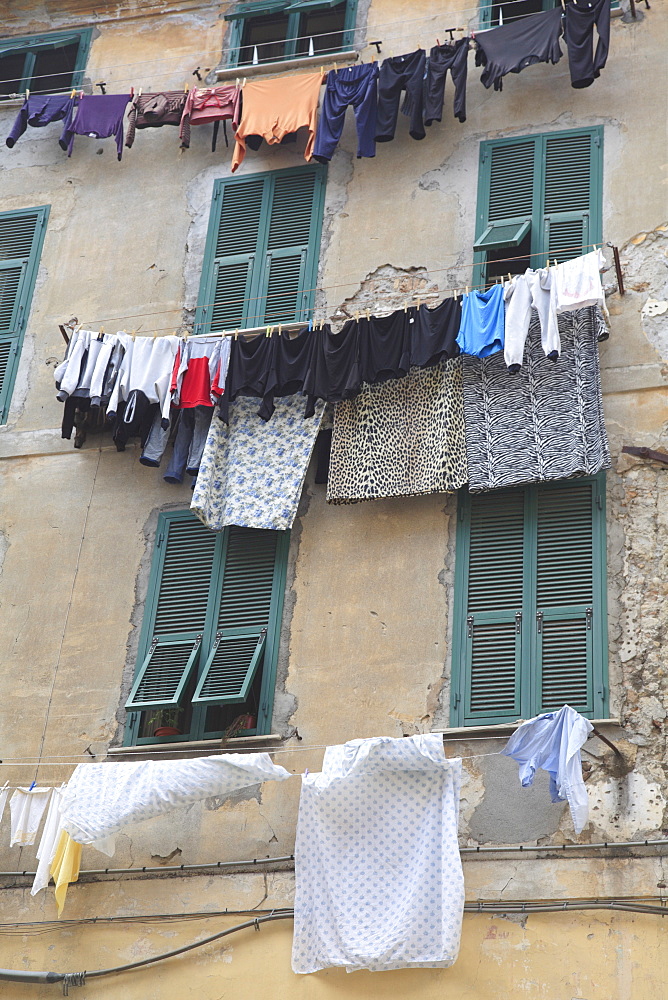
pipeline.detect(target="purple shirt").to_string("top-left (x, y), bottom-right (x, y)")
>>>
top-left (59, 94), bottom-right (132, 161)
top-left (6, 94), bottom-right (75, 148)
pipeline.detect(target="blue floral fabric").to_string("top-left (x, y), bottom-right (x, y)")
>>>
top-left (292, 735), bottom-right (465, 973)
top-left (191, 394), bottom-right (325, 531)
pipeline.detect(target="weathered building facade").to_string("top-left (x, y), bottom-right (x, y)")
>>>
top-left (0, 0), bottom-right (666, 996)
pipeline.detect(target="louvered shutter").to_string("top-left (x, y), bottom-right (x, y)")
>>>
top-left (535, 481), bottom-right (597, 714)
top-left (200, 178), bottom-right (266, 334)
top-left (193, 527), bottom-right (280, 703)
top-left (474, 140), bottom-right (535, 265)
top-left (462, 491), bottom-right (525, 725)
top-left (543, 132), bottom-right (596, 263)
top-left (260, 170), bottom-right (319, 325)
top-left (126, 516), bottom-right (218, 710)
top-left (0, 207), bottom-right (48, 422)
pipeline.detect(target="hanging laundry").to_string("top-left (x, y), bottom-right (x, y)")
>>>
top-left (125, 90), bottom-right (188, 147)
top-left (163, 407), bottom-right (213, 483)
top-left (231, 72), bottom-right (323, 172)
top-left (410, 298), bottom-right (462, 368)
top-left (504, 269), bottom-right (559, 371)
top-left (292, 735), bottom-right (464, 973)
top-left (552, 248), bottom-right (606, 315)
top-left (5, 94), bottom-right (76, 148)
top-left (313, 63), bottom-right (379, 163)
top-left (375, 49), bottom-right (427, 142)
top-left (302, 320), bottom-right (361, 419)
top-left (9, 786), bottom-right (52, 847)
top-left (462, 307), bottom-right (611, 492)
top-left (423, 38), bottom-right (469, 127)
top-left (60, 753), bottom-right (290, 851)
top-left (564, 0), bottom-right (610, 89)
top-left (50, 831), bottom-right (82, 917)
top-left (218, 331), bottom-right (279, 423)
top-left (456, 284), bottom-right (505, 357)
top-left (59, 93), bottom-right (132, 160)
top-left (327, 360), bottom-right (468, 504)
top-left (113, 389), bottom-right (159, 451)
top-left (474, 7), bottom-right (564, 92)
top-left (172, 337), bottom-right (229, 409)
top-left (179, 84), bottom-right (241, 151)
top-left (501, 705), bottom-right (593, 834)
top-left (107, 334), bottom-right (180, 430)
top-left (0, 783), bottom-right (10, 824)
top-left (358, 309), bottom-right (412, 384)
top-left (32, 786), bottom-right (66, 896)
top-left (192, 393), bottom-right (324, 530)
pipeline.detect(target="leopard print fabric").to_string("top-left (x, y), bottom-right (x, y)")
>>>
top-left (327, 358), bottom-right (467, 504)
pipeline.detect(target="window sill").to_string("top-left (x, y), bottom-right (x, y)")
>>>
top-left (216, 47), bottom-right (358, 81)
top-left (109, 733), bottom-right (283, 758)
top-left (435, 719), bottom-right (621, 741)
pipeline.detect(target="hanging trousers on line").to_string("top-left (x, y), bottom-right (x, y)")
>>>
top-left (424, 38), bottom-right (469, 126)
top-left (375, 49), bottom-right (427, 142)
top-left (564, 0), bottom-right (610, 88)
top-left (313, 62), bottom-right (379, 162)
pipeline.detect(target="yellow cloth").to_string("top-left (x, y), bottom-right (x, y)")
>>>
top-left (231, 72), bottom-right (323, 172)
top-left (50, 830), bottom-right (82, 916)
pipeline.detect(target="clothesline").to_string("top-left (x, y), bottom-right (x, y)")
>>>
top-left (61, 242), bottom-right (606, 337)
top-left (0, 0), bottom-right (574, 94)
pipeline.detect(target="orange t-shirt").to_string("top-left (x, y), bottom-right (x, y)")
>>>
top-left (231, 72), bottom-right (323, 172)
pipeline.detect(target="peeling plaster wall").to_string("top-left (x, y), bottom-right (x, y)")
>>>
top-left (0, 1), bottom-right (667, 995)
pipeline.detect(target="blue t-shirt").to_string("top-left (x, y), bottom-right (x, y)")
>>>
top-left (456, 284), bottom-right (505, 358)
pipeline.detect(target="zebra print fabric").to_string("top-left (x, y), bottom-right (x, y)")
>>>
top-left (462, 307), bottom-right (610, 492)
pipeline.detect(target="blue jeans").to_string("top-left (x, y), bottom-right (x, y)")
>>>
top-left (164, 406), bottom-right (213, 483)
top-left (313, 62), bottom-right (379, 163)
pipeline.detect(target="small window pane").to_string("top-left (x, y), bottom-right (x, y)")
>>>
top-left (32, 42), bottom-right (79, 94)
top-left (239, 12), bottom-right (290, 64)
top-left (295, 3), bottom-right (347, 55)
top-left (0, 52), bottom-right (27, 96)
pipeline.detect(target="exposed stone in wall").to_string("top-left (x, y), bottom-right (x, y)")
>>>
top-left (330, 264), bottom-right (440, 323)
top-left (613, 224), bottom-right (668, 360)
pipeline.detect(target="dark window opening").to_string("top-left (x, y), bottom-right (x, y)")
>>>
top-left (239, 12), bottom-right (291, 64)
top-left (295, 4), bottom-right (347, 55)
top-left (0, 52), bottom-right (26, 96)
top-left (32, 42), bottom-right (79, 94)
top-left (487, 0), bottom-right (552, 27)
top-left (484, 230), bottom-right (532, 286)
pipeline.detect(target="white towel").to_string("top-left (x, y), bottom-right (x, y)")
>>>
top-left (60, 752), bottom-right (290, 852)
top-left (292, 734), bottom-right (464, 974)
top-left (31, 786), bottom-right (66, 895)
top-left (9, 787), bottom-right (52, 847)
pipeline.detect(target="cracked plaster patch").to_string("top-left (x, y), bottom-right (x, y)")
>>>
top-left (587, 771), bottom-right (666, 838)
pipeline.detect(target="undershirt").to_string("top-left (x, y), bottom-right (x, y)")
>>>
top-left (456, 285), bottom-right (505, 357)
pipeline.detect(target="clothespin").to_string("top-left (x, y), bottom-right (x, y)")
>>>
top-left (508, 273), bottom-right (512, 282)
top-left (131, 329), bottom-right (136, 342)
top-left (354, 310), bottom-right (360, 322)
top-left (152, 329), bottom-right (159, 340)
top-left (28, 780), bottom-right (36, 791)
top-left (553, 260), bottom-right (558, 268)
top-left (278, 324), bottom-right (283, 336)
top-left (236, 77), bottom-right (240, 87)
top-left (70, 88), bottom-right (77, 99)
top-left (403, 299), bottom-right (408, 313)
top-left (308, 36), bottom-right (315, 57)
top-left (26, 88), bottom-right (30, 101)
top-left (252, 45), bottom-right (259, 66)
top-left (234, 328), bottom-right (239, 340)
top-left (184, 81), bottom-right (189, 93)
top-left (138, 87), bottom-right (142, 98)
top-left (371, 52), bottom-right (375, 63)
top-left (265, 326), bottom-right (272, 337)
top-left (465, 286), bottom-right (469, 295)
top-left (99, 326), bottom-right (105, 335)
top-left (365, 308), bottom-right (370, 320)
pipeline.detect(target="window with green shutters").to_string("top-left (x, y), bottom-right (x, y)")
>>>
top-left (450, 475), bottom-right (608, 727)
top-left (473, 128), bottom-right (603, 286)
top-left (478, 1), bottom-right (618, 30)
top-left (224, 0), bottom-right (357, 67)
top-left (0, 206), bottom-right (50, 424)
top-left (195, 165), bottom-right (326, 334)
top-left (0, 30), bottom-right (91, 97)
top-left (124, 511), bottom-right (289, 745)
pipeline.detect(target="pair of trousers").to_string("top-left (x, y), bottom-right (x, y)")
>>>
top-left (313, 63), bottom-right (379, 162)
top-left (375, 49), bottom-right (426, 142)
top-left (424, 38), bottom-right (469, 126)
top-left (564, 0), bottom-right (610, 88)
top-left (164, 406), bottom-right (213, 483)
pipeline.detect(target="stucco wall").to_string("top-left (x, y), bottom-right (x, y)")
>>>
top-left (0, 1), bottom-right (666, 995)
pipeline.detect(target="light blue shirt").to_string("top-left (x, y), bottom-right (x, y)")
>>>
top-left (456, 284), bottom-right (505, 358)
top-left (501, 705), bottom-right (593, 833)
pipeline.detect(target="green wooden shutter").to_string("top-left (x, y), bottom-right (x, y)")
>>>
top-left (543, 131), bottom-right (599, 263)
top-left (126, 515), bottom-right (218, 710)
top-left (487, 141), bottom-right (535, 223)
top-left (461, 490), bottom-right (526, 725)
top-left (196, 166), bottom-right (325, 334)
top-left (0, 206), bottom-right (49, 423)
top-left (197, 178), bottom-right (267, 334)
top-left (194, 527), bottom-right (280, 703)
top-left (534, 481), bottom-right (598, 715)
